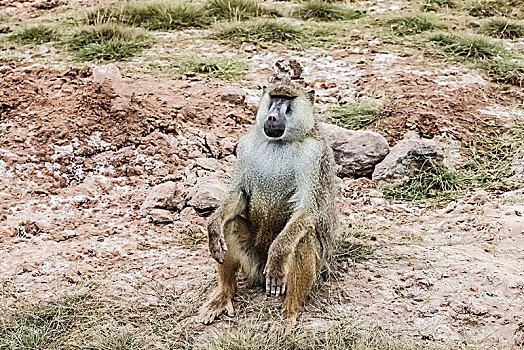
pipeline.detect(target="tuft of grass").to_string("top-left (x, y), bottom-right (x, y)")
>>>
top-left (68, 24), bottom-right (150, 62)
top-left (177, 57), bottom-right (248, 80)
top-left (382, 158), bottom-right (464, 202)
top-left (430, 32), bottom-right (506, 60)
top-left (430, 32), bottom-right (524, 85)
top-left (479, 18), bottom-right (524, 39)
top-left (206, 0), bottom-right (262, 21)
top-left (467, 0), bottom-right (523, 18)
top-left (0, 292), bottom-right (93, 350)
top-left (211, 19), bottom-right (305, 46)
top-left (80, 330), bottom-right (143, 350)
top-left (331, 226), bottom-right (375, 270)
top-left (199, 312), bottom-right (416, 350)
top-left (87, 0), bottom-right (208, 30)
top-left (293, 1), bottom-right (363, 22)
top-left (327, 99), bottom-right (380, 130)
top-left (9, 25), bottom-right (56, 44)
top-left (388, 13), bottom-right (441, 36)
top-left (421, 0), bottom-right (457, 12)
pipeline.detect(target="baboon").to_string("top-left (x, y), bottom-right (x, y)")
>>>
top-left (200, 60), bottom-right (337, 330)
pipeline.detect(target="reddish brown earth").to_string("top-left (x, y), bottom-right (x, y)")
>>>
top-left (0, 59), bottom-right (523, 348)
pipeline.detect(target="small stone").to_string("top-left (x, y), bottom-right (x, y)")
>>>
top-left (92, 63), bottom-right (122, 85)
top-left (140, 181), bottom-right (183, 214)
top-left (148, 209), bottom-right (174, 224)
top-left (187, 177), bottom-right (227, 212)
top-left (220, 86), bottom-right (246, 105)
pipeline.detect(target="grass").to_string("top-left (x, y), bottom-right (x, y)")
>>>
top-left (383, 118), bottom-right (524, 202)
top-left (388, 13), bottom-right (441, 36)
top-left (467, 0), bottom-right (524, 18)
top-left (177, 57), bottom-right (248, 80)
top-left (421, 0), bottom-right (457, 11)
top-left (430, 32), bottom-right (506, 59)
top-left (331, 226), bottom-right (375, 270)
top-left (429, 32), bottom-right (524, 85)
top-left (68, 24), bottom-right (150, 62)
top-left (479, 18), bottom-right (524, 39)
top-left (80, 330), bottom-right (143, 350)
top-left (293, 1), bottom-right (363, 22)
top-left (197, 312), bottom-right (416, 350)
top-left (9, 25), bottom-right (57, 44)
top-left (0, 291), bottom-right (94, 349)
top-left (87, 0), bottom-right (208, 30)
top-left (326, 99), bottom-right (380, 130)
top-left (206, 0), bottom-right (262, 21)
top-left (211, 19), bottom-right (305, 46)
top-left (382, 158), bottom-right (464, 202)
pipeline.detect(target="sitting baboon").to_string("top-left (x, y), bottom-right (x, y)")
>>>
top-left (200, 60), bottom-right (337, 331)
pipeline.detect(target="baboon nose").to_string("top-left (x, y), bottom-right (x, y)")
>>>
top-left (268, 115), bottom-right (277, 122)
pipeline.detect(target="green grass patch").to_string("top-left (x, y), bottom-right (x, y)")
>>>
top-left (421, 0), bottom-right (457, 12)
top-left (68, 24), bottom-right (150, 62)
top-left (479, 18), bottom-right (524, 39)
top-left (9, 25), bottom-right (57, 44)
top-left (331, 225), bottom-right (375, 270)
top-left (205, 0), bottom-right (262, 21)
top-left (80, 330), bottom-right (143, 350)
top-left (429, 32), bottom-right (524, 85)
top-left (388, 13), bottom-right (441, 36)
top-left (293, 0), bottom-right (363, 22)
top-left (430, 32), bottom-right (506, 60)
top-left (211, 19), bottom-right (305, 46)
top-left (327, 99), bottom-right (380, 130)
top-left (382, 158), bottom-right (464, 202)
top-left (467, 0), bottom-right (524, 18)
top-left (177, 57), bottom-right (248, 80)
top-left (87, 0), bottom-right (208, 30)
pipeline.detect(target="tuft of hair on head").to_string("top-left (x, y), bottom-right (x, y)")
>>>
top-left (268, 58), bottom-right (312, 101)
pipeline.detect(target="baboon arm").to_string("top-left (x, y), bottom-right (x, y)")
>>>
top-left (207, 190), bottom-right (247, 264)
top-left (264, 210), bottom-right (315, 295)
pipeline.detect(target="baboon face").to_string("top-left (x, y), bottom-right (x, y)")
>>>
top-left (263, 96), bottom-right (294, 139)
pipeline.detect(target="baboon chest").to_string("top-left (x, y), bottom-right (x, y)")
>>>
top-left (243, 142), bottom-right (299, 241)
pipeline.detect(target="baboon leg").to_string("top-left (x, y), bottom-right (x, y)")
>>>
top-left (200, 217), bottom-right (251, 325)
top-left (281, 235), bottom-right (318, 332)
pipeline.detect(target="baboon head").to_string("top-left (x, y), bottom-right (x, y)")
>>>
top-left (256, 83), bottom-right (315, 141)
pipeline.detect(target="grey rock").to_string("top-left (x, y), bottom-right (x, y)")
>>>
top-left (372, 138), bottom-right (443, 185)
top-left (320, 123), bottom-right (390, 177)
top-left (187, 177), bottom-right (226, 212)
top-left (140, 181), bottom-right (182, 214)
top-left (220, 86), bottom-right (246, 105)
top-left (92, 63), bottom-right (122, 85)
top-left (148, 209), bottom-right (174, 224)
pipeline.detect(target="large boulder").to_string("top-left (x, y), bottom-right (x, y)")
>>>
top-left (320, 123), bottom-right (390, 177)
top-left (186, 177), bottom-right (227, 212)
top-left (372, 138), bottom-right (443, 185)
top-left (140, 181), bottom-right (182, 214)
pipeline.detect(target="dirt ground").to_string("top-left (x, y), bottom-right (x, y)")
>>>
top-left (1, 0), bottom-right (524, 347)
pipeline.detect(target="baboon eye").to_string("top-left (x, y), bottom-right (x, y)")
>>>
top-left (285, 104), bottom-right (292, 115)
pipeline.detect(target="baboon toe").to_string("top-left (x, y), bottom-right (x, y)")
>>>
top-left (199, 298), bottom-right (234, 325)
top-left (283, 315), bottom-right (297, 334)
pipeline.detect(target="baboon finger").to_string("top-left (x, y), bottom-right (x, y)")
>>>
top-left (266, 278), bottom-right (271, 295)
top-left (220, 238), bottom-right (228, 252)
top-left (282, 283), bottom-right (286, 295)
top-left (272, 281), bottom-right (277, 296)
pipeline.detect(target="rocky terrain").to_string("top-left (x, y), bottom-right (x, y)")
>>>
top-left (1, 0), bottom-right (523, 348)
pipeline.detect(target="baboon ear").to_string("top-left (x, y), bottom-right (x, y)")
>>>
top-left (307, 89), bottom-right (315, 103)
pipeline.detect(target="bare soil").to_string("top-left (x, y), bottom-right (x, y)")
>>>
top-left (0, 47), bottom-right (523, 348)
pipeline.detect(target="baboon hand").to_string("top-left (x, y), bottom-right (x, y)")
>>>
top-left (208, 221), bottom-right (228, 264)
top-left (263, 255), bottom-right (289, 297)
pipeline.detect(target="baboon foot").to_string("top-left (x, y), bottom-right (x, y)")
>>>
top-left (199, 293), bottom-right (235, 325)
top-left (283, 314), bottom-right (298, 334)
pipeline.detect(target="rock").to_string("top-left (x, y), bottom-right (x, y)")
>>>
top-left (320, 123), bottom-right (390, 177)
top-left (111, 96), bottom-right (131, 112)
top-left (148, 209), bottom-right (174, 224)
top-left (140, 181), bottom-right (182, 214)
top-left (220, 86), bottom-right (246, 105)
top-left (372, 138), bottom-right (443, 185)
top-left (187, 177), bottom-right (227, 212)
top-left (92, 63), bottom-right (122, 85)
